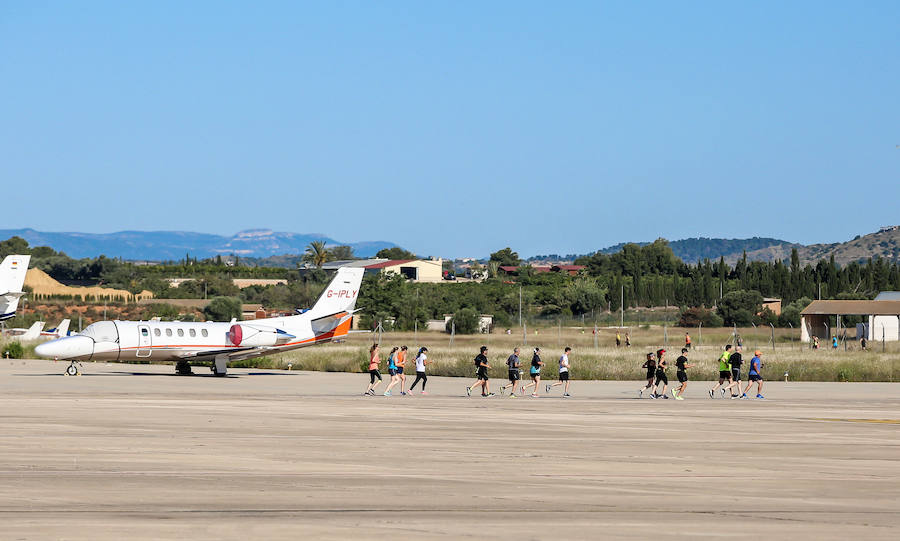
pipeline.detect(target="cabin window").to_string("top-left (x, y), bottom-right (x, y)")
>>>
top-left (201, 329), bottom-right (208, 337)
top-left (177, 329), bottom-right (184, 337)
top-left (166, 329), bottom-right (172, 337)
top-left (154, 328), bottom-right (161, 337)
top-left (189, 329), bottom-right (196, 337)
top-left (141, 328), bottom-right (148, 336)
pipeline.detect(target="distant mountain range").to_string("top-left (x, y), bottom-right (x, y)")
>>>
top-left (596, 237), bottom-right (791, 263)
top-left (0, 228), bottom-right (396, 260)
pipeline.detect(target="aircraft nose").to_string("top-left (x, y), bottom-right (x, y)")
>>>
top-left (35, 336), bottom-right (94, 359)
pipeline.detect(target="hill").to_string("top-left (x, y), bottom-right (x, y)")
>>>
top-left (0, 228), bottom-right (396, 261)
top-left (739, 228), bottom-right (900, 266)
top-left (594, 237), bottom-right (790, 263)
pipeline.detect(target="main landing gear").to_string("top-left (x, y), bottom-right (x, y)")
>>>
top-left (210, 355), bottom-right (228, 377)
top-left (175, 360), bottom-right (193, 375)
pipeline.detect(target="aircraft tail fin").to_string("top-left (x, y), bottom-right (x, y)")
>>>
top-left (308, 267), bottom-right (365, 317)
top-left (56, 319), bottom-right (70, 338)
top-left (0, 255), bottom-right (30, 320)
top-left (22, 321), bottom-right (45, 341)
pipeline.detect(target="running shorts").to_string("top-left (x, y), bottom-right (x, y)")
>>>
top-left (749, 374), bottom-right (762, 382)
top-left (559, 371), bottom-right (569, 381)
top-left (655, 369), bottom-right (668, 385)
top-left (369, 369), bottom-right (382, 383)
top-left (397, 367), bottom-right (404, 375)
top-left (508, 369), bottom-right (520, 381)
top-left (646, 369), bottom-right (656, 380)
top-left (388, 368), bottom-right (398, 377)
top-left (677, 370), bottom-right (688, 383)
top-left (477, 368), bottom-right (489, 381)
top-left (731, 369), bottom-right (741, 381)
top-left (719, 370), bottom-right (732, 380)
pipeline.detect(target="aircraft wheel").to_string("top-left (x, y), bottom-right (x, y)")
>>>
top-left (65, 364), bottom-right (78, 376)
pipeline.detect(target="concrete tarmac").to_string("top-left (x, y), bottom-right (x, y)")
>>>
top-left (1, 359), bottom-right (898, 540)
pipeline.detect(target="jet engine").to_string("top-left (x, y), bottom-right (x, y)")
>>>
top-left (228, 324), bottom-right (295, 347)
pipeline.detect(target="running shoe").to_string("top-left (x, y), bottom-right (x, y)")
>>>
top-left (383, 391), bottom-right (392, 396)
top-left (466, 386), bottom-right (472, 397)
top-left (545, 384), bottom-right (551, 393)
top-left (649, 393), bottom-right (656, 399)
top-left (675, 394), bottom-right (684, 401)
top-left (671, 389), bottom-right (678, 398)
top-left (485, 393), bottom-right (495, 397)
top-left (400, 391), bottom-right (407, 396)
top-left (420, 391), bottom-right (427, 395)
top-left (756, 394), bottom-right (765, 399)
top-left (720, 389), bottom-right (726, 398)
top-left (563, 393), bottom-right (571, 397)
top-left (731, 394), bottom-right (738, 400)
top-left (708, 389), bottom-right (714, 398)
top-left (508, 393), bottom-right (517, 398)
top-left (662, 395), bottom-right (669, 399)
top-left (740, 393), bottom-right (748, 399)
top-left (639, 388), bottom-right (643, 398)
top-left (531, 393), bottom-right (539, 398)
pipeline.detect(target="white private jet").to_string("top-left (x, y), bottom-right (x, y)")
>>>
top-left (4, 321), bottom-right (45, 340)
top-left (36, 267), bottom-right (364, 376)
top-left (0, 254), bottom-right (30, 321)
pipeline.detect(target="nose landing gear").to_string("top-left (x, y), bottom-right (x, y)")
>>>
top-left (64, 360), bottom-right (82, 376)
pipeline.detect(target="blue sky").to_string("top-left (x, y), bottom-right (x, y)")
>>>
top-left (1, 1), bottom-right (898, 258)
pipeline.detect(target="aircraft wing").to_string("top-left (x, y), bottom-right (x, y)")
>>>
top-left (176, 346), bottom-right (265, 360)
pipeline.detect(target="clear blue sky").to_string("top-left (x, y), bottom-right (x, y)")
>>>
top-left (2, 1), bottom-right (898, 258)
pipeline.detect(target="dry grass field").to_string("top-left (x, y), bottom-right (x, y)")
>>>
top-left (233, 325), bottom-right (899, 382)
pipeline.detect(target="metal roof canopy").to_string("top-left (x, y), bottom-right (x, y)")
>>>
top-left (801, 300), bottom-right (900, 316)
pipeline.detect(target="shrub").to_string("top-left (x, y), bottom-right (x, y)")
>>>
top-left (447, 307), bottom-right (480, 334)
top-left (678, 307), bottom-right (723, 327)
top-left (203, 296), bottom-right (242, 322)
top-left (2, 341), bottom-right (24, 359)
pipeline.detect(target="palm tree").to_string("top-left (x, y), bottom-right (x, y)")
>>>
top-left (302, 241), bottom-right (329, 268)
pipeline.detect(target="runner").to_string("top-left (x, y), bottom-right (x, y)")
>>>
top-left (501, 347), bottom-right (522, 397)
top-left (672, 348), bottom-right (694, 400)
top-left (741, 350), bottom-right (765, 399)
top-left (832, 336), bottom-right (839, 350)
top-left (639, 352), bottom-right (656, 398)
top-left (522, 347), bottom-right (544, 397)
top-left (616, 331), bottom-right (621, 348)
top-left (408, 347), bottom-right (429, 394)
top-left (685, 332), bottom-right (692, 350)
top-left (709, 345), bottom-right (733, 398)
top-left (466, 346), bottom-right (494, 397)
top-left (652, 348), bottom-right (669, 399)
top-left (397, 345), bottom-right (409, 395)
top-left (383, 346), bottom-right (401, 396)
top-left (727, 346), bottom-right (743, 399)
top-left (546, 347), bottom-right (572, 397)
top-left (364, 344), bottom-right (383, 396)
top-left (625, 332), bottom-right (631, 347)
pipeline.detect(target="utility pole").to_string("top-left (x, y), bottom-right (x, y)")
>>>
top-left (518, 285), bottom-right (522, 327)
top-left (620, 284), bottom-right (624, 328)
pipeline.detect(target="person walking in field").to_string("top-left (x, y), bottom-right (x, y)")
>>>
top-left (383, 346), bottom-right (401, 396)
top-left (832, 336), bottom-right (839, 350)
top-left (685, 332), bottom-right (692, 350)
top-left (501, 347), bottom-right (522, 397)
top-left (741, 350), bottom-right (765, 399)
top-left (546, 347), bottom-right (573, 396)
top-left (625, 332), bottom-right (631, 347)
top-left (709, 345), bottom-right (734, 398)
top-left (672, 348), bottom-right (694, 399)
top-left (616, 331), bottom-right (621, 348)
top-left (408, 347), bottom-right (429, 394)
top-left (522, 347), bottom-right (544, 397)
top-left (639, 352), bottom-right (656, 398)
top-left (726, 346), bottom-right (744, 399)
top-left (813, 336), bottom-right (820, 349)
top-left (364, 344), bottom-right (383, 396)
top-left (466, 346), bottom-right (494, 397)
top-left (652, 348), bottom-right (669, 399)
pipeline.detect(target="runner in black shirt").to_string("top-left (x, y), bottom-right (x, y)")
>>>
top-left (727, 346), bottom-right (744, 399)
top-left (639, 352), bottom-right (656, 398)
top-left (672, 348), bottom-right (694, 399)
top-left (466, 346), bottom-right (494, 397)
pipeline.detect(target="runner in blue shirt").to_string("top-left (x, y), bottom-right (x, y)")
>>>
top-left (741, 350), bottom-right (765, 399)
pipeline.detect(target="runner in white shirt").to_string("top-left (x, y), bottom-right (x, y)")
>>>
top-left (546, 347), bottom-right (572, 397)
top-left (408, 347), bottom-right (429, 394)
